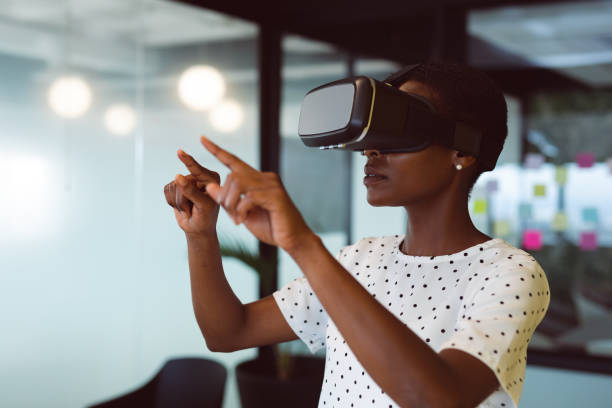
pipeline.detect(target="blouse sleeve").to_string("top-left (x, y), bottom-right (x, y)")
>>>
top-left (272, 249), bottom-right (342, 354)
top-left (439, 253), bottom-right (551, 408)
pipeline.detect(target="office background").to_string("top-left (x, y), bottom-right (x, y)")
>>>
top-left (1, 0), bottom-right (611, 406)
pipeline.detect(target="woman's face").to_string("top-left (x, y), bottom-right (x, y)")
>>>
top-left (363, 80), bottom-right (463, 207)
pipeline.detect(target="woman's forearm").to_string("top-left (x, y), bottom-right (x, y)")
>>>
top-left (185, 232), bottom-right (245, 351)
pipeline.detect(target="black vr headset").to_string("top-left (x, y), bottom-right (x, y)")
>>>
top-left (297, 64), bottom-right (491, 170)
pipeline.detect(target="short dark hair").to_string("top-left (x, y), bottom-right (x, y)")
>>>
top-left (386, 61), bottom-right (508, 193)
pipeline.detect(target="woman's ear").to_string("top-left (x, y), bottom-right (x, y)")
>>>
top-left (453, 150), bottom-right (477, 169)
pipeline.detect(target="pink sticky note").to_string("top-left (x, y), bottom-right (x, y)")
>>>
top-left (522, 229), bottom-right (542, 250)
top-left (576, 152), bottom-right (595, 168)
top-left (579, 232), bottom-right (598, 251)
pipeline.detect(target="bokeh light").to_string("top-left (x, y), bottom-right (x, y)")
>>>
top-left (104, 104), bottom-right (137, 136)
top-left (209, 99), bottom-right (244, 132)
top-left (0, 153), bottom-right (56, 242)
top-left (47, 76), bottom-right (92, 118)
top-left (178, 65), bottom-right (225, 111)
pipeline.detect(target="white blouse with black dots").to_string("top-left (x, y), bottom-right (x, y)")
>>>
top-left (272, 234), bottom-right (551, 408)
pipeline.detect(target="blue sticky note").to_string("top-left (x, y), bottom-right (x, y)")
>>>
top-left (519, 203), bottom-right (532, 219)
top-left (582, 207), bottom-right (599, 224)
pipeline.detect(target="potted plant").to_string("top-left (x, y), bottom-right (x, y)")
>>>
top-left (218, 233), bottom-right (325, 408)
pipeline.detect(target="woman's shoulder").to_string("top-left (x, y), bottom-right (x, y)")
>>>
top-left (484, 238), bottom-right (542, 269)
top-left (475, 238), bottom-right (550, 294)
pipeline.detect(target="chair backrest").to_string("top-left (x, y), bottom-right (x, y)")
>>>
top-left (155, 357), bottom-right (227, 408)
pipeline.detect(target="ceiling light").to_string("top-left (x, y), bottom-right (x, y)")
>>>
top-left (178, 65), bottom-right (225, 111)
top-left (47, 76), bottom-right (92, 118)
top-left (104, 104), bottom-right (137, 136)
top-left (209, 99), bottom-right (244, 132)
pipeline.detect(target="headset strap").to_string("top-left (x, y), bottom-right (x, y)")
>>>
top-left (383, 64), bottom-right (422, 87)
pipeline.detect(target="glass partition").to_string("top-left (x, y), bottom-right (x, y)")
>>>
top-left (469, 1), bottom-right (612, 361)
top-left (278, 34), bottom-right (353, 356)
top-left (0, 1), bottom-right (258, 407)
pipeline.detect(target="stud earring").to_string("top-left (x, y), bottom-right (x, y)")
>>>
top-left (455, 164), bottom-right (463, 170)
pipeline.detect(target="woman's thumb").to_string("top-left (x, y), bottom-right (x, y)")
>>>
top-left (175, 174), bottom-right (209, 206)
top-left (205, 182), bottom-right (221, 204)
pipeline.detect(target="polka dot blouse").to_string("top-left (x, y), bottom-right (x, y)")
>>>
top-left (272, 234), bottom-right (551, 408)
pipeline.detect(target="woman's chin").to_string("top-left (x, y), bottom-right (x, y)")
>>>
top-left (366, 191), bottom-right (386, 206)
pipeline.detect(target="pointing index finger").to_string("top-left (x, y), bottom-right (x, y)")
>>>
top-left (200, 135), bottom-right (254, 172)
top-left (177, 149), bottom-right (207, 176)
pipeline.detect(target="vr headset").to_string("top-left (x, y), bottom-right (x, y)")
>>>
top-left (298, 64), bottom-right (491, 170)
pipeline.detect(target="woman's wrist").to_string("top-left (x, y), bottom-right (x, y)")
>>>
top-left (185, 230), bottom-right (217, 242)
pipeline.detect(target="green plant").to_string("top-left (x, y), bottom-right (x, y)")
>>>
top-left (217, 232), bottom-right (298, 380)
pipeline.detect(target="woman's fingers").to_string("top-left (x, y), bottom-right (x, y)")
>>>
top-left (200, 135), bottom-right (256, 174)
top-left (164, 175), bottom-right (197, 210)
top-left (175, 177), bottom-right (192, 215)
top-left (164, 181), bottom-right (176, 208)
top-left (215, 172), bottom-right (234, 207)
top-left (223, 177), bottom-right (243, 215)
top-left (234, 193), bottom-right (255, 224)
top-left (178, 149), bottom-right (221, 184)
top-left (176, 174), bottom-right (212, 209)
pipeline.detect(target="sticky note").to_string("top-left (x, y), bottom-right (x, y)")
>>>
top-left (473, 199), bottom-right (487, 214)
top-left (523, 229), bottom-right (542, 250)
top-left (485, 179), bottom-right (499, 193)
top-left (533, 184), bottom-right (546, 197)
top-left (493, 220), bottom-right (510, 236)
top-left (579, 232), bottom-right (598, 251)
top-left (524, 153), bottom-right (545, 169)
top-left (519, 203), bottom-right (532, 219)
top-left (582, 207), bottom-right (599, 224)
top-left (576, 152), bottom-right (595, 168)
top-left (551, 212), bottom-right (568, 231)
top-left (554, 166), bottom-right (567, 185)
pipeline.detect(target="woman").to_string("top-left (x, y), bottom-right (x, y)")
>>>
top-left (164, 61), bottom-right (550, 408)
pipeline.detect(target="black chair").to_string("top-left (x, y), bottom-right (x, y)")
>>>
top-left (88, 357), bottom-right (227, 408)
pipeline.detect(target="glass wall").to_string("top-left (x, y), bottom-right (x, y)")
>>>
top-left (469, 1), bottom-right (612, 359)
top-left (351, 58), bottom-right (406, 240)
top-left (278, 34), bottom-right (351, 357)
top-left (0, 1), bottom-right (258, 407)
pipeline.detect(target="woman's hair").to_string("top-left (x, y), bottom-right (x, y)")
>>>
top-left (388, 61), bottom-right (508, 193)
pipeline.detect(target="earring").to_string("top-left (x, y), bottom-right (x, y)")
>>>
top-left (455, 164), bottom-right (463, 170)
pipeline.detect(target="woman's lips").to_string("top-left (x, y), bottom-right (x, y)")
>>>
top-left (363, 175), bottom-right (388, 186)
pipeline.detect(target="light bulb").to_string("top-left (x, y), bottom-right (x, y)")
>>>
top-left (104, 104), bottom-right (137, 136)
top-left (210, 100), bottom-right (244, 132)
top-left (48, 76), bottom-right (92, 118)
top-left (178, 65), bottom-right (225, 111)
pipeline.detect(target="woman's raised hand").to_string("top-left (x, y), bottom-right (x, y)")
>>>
top-left (172, 135), bottom-right (315, 252)
top-left (163, 150), bottom-right (221, 235)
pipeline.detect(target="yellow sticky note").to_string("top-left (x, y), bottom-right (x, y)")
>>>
top-left (555, 166), bottom-right (567, 185)
top-left (533, 184), bottom-right (546, 197)
top-left (473, 199), bottom-right (487, 214)
top-left (493, 220), bottom-right (510, 236)
top-left (551, 212), bottom-right (568, 231)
